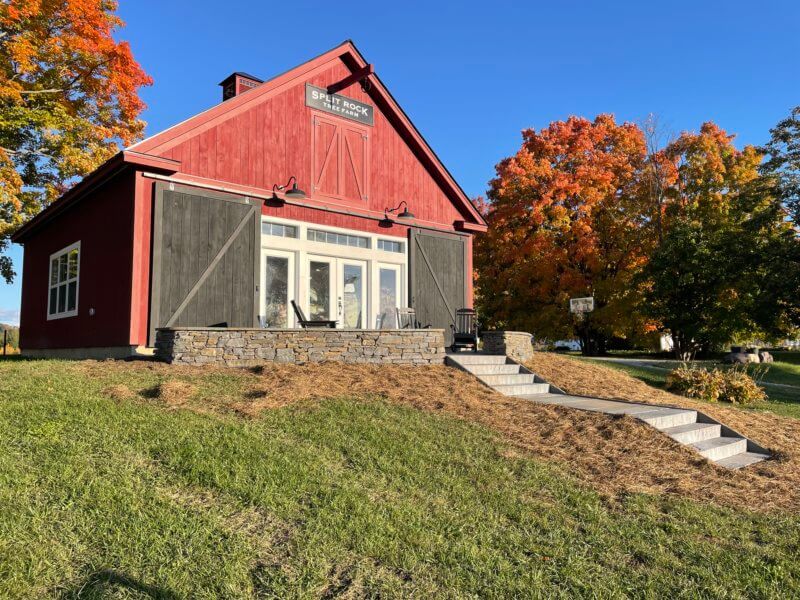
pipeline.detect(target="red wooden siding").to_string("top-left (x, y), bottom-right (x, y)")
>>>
top-left (152, 60), bottom-right (466, 230)
top-left (19, 171), bottom-right (136, 350)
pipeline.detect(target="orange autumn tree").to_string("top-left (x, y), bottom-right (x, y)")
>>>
top-left (0, 0), bottom-right (152, 282)
top-left (475, 115), bottom-right (656, 354)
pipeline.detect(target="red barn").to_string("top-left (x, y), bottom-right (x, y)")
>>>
top-left (11, 41), bottom-right (487, 358)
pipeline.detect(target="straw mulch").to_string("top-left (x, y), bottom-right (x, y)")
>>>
top-left (85, 357), bottom-right (800, 513)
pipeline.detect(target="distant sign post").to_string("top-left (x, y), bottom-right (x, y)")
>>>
top-left (570, 297), bottom-right (594, 320)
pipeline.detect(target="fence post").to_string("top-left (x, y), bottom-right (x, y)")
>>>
top-left (3, 329), bottom-right (6, 356)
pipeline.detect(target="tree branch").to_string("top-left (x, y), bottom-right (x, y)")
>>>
top-left (0, 146), bottom-right (56, 161)
top-left (18, 89), bottom-right (65, 95)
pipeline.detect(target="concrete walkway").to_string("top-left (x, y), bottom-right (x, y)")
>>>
top-left (447, 353), bottom-right (770, 470)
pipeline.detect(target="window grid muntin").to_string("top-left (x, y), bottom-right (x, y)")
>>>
top-left (377, 239), bottom-right (404, 253)
top-left (262, 222), bottom-right (298, 238)
top-left (307, 228), bottom-right (370, 249)
top-left (48, 243), bottom-right (80, 318)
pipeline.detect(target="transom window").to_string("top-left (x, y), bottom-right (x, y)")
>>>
top-left (307, 228), bottom-right (370, 249)
top-left (377, 239), bottom-right (405, 253)
top-left (48, 242), bottom-right (80, 319)
top-left (262, 222), bottom-right (298, 238)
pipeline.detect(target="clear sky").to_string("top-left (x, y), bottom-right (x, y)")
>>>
top-left (1, 0), bottom-right (799, 325)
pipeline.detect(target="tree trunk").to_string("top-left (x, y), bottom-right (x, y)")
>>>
top-left (577, 323), bottom-right (608, 356)
top-left (671, 330), bottom-right (697, 361)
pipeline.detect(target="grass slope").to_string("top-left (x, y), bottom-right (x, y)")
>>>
top-left (1, 359), bottom-right (800, 597)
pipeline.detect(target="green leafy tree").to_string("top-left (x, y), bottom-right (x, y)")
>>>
top-left (643, 124), bottom-right (798, 358)
top-left (761, 106), bottom-right (800, 224)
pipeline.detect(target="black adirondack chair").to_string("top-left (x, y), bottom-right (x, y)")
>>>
top-left (451, 308), bottom-right (479, 352)
top-left (291, 300), bottom-right (337, 328)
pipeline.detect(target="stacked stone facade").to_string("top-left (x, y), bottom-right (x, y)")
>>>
top-left (155, 328), bottom-right (446, 367)
top-left (481, 331), bottom-right (534, 362)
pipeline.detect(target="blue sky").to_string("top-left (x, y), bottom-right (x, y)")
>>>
top-left (1, 0), bottom-right (799, 325)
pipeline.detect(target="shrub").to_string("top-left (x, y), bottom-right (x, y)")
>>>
top-left (719, 366), bottom-right (768, 405)
top-left (665, 364), bottom-right (767, 405)
top-left (666, 365), bottom-right (725, 402)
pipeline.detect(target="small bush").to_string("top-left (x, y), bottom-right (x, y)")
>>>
top-left (720, 366), bottom-right (768, 405)
top-left (666, 365), bottom-right (725, 402)
top-left (666, 364), bottom-right (767, 405)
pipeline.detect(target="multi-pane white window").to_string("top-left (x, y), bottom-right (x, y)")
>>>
top-left (48, 242), bottom-right (80, 319)
top-left (377, 239), bottom-right (404, 253)
top-left (307, 228), bottom-right (370, 249)
top-left (262, 222), bottom-right (298, 238)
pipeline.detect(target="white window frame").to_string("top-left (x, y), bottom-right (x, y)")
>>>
top-left (47, 241), bottom-right (81, 320)
top-left (259, 216), bottom-right (407, 329)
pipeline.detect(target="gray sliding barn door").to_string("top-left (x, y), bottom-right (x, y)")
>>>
top-left (409, 228), bottom-right (467, 345)
top-left (148, 182), bottom-right (260, 345)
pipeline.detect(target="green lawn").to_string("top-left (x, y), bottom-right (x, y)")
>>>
top-left (581, 357), bottom-right (800, 420)
top-left (2, 359), bottom-right (800, 597)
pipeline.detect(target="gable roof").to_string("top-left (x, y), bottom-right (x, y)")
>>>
top-left (130, 40), bottom-right (486, 228)
top-left (11, 151), bottom-right (180, 243)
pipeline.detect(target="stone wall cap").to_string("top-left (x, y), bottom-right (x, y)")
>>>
top-left (482, 330), bottom-right (533, 337)
top-left (157, 327), bottom-right (447, 333)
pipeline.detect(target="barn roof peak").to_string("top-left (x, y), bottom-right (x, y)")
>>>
top-left (129, 40), bottom-right (485, 228)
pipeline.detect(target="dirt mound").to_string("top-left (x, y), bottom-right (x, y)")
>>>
top-left (155, 380), bottom-right (197, 407)
top-left (102, 384), bottom-right (135, 402)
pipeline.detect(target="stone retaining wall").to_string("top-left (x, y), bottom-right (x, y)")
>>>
top-left (155, 328), bottom-right (446, 367)
top-left (481, 331), bottom-right (534, 362)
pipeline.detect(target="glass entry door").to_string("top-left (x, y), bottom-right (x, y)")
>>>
top-left (339, 259), bottom-right (367, 328)
top-left (261, 250), bottom-right (294, 328)
top-left (306, 256), bottom-right (368, 328)
top-left (377, 264), bottom-right (401, 328)
top-left (308, 256), bottom-right (335, 322)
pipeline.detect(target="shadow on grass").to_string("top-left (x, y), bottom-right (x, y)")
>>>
top-left (59, 569), bottom-right (179, 599)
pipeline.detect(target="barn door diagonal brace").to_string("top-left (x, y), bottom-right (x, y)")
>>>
top-left (414, 236), bottom-right (456, 325)
top-left (165, 205), bottom-right (257, 327)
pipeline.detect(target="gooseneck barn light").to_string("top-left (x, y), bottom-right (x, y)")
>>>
top-left (381, 201), bottom-right (415, 226)
top-left (272, 176), bottom-right (306, 201)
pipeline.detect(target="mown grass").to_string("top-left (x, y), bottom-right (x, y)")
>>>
top-left (582, 358), bottom-right (800, 420)
top-left (2, 359), bottom-right (800, 597)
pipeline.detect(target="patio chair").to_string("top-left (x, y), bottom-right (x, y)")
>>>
top-left (396, 307), bottom-right (417, 329)
top-left (451, 308), bottom-right (479, 352)
top-left (290, 300), bottom-right (337, 328)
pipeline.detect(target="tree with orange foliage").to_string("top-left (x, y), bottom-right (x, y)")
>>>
top-left (0, 0), bottom-right (152, 282)
top-left (474, 115), bottom-right (655, 355)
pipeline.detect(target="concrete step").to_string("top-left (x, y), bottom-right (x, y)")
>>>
top-left (493, 383), bottom-right (550, 396)
top-left (715, 451), bottom-right (770, 469)
top-left (479, 373), bottom-right (536, 386)
top-left (465, 364), bottom-right (522, 375)
top-left (691, 436), bottom-right (748, 462)
top-left (447, 354), bottom-right (508, 365)
top-left (662, 422), bottom-right (722, 444)
top-left (640, 409), bottom-right (698, 430)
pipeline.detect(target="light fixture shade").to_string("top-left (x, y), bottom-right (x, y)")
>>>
top-left (285, 182), bottom-right (306, 199)
top-left (397, 207), bottom-right (415, 220)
